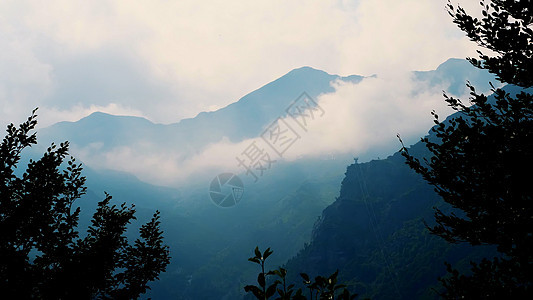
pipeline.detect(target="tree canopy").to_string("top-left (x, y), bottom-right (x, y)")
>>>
top-left (0, 109), bottom-right (171, 299)
top-left (400, 0), bottom-right (532, 298)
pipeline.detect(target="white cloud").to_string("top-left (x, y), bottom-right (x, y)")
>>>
top-left (0, 0), bottom-right (480, 128)
top-left (0, 0), bottom-right (492, 186)
top-left (281, 73), bottom-right (456, 161)
top-left (0, 33), bottom-right (54, 128)
top-left (72, 137), bottom-right (251, 186)
top-left (68, 72), bottom-right (472, 187)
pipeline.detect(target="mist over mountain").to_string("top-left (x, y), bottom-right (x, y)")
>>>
top-left (283, 84), bottom-right (530, 299)
top-left (413, 58), bottom-right (498, 95)
top-left (5, 0), bottom-right (528, 298)
top-left (283, 138), bottom-right (496, 299)
top-left (37, 58), bottom-right (497, 186)
top-left (39, 67), bottom-right (362, 152)
top-left (31, 58), bottom-right (501, 299)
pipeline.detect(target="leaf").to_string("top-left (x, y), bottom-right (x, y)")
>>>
top-left (258, 273), bottom-right (265, 288)
top-left (248, 257), bottom-right (261, 264)
top-left (254, 246), bottom-right (261, 258)
top-left (328, 270), bottom-right (339, 284)
top-left (244, 285), bottom-right (263, 299)
top-left (266, 282), bottom-right (278, 298)
top-left (300, 273), bottom-right (310, 283)
top-left (263, 247), bottom-right (273, 260)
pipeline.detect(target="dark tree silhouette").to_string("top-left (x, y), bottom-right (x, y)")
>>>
top-left (400, 0), bottom-right (532, 298)
top-left (244, 247), bottom-right (357, 300)
top-left (0, 109), bottom-right (171, 299)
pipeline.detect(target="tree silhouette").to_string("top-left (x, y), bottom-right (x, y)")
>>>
top-left (244, 247), bottom-right (357, 300)
top-left (400, 0), bottom-right (532, 298)
top-left (0, 109), bottom-right (171, 299)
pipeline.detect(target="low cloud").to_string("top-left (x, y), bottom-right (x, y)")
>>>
top-left (72, 137), bottom-right (252, 186)
top-left (281, 73), bottom-right (455, 161)
top-left (69, 73), bottom-right (480, 187)
top-left (0, 0), bottom-right (494, 186)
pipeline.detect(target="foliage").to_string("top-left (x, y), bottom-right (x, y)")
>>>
top-left (300, 270), bottom-right (356, 300)
top-left (447, 0), bottom-right (532, 87)
top-left (0, 109), bottom-right (171, 299)
top-left (400, 0), bottom-right (532, 297)
top-left (245, 247), bottom-right (357, 300)
top-left (245, 247), bottom-right (278, 299)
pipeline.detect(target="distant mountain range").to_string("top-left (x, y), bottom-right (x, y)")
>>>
top-left (37, 58), bottom-right (497, 183)
top-left (42, 59), bottom-right (495, 147)
top-left (38, 67), bottom-right (364, 154)
top-left (30, 58), bottom-right (501, 299)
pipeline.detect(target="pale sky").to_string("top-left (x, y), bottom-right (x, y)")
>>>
top-left (0, 0), bottom-right (480, 128)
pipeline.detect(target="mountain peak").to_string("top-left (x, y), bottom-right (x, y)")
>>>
top-left (288, 66), bottom-right (329, 74)
top-left (436, 58), bottom-right (471, 71)
top-left (80, 111), bottom-right (152, 125)
top-left (85, 111), bottom-right (113, 119)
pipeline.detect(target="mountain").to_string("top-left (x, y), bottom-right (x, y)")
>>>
top-left (33, 59), bottom-right (500, 299)
top-left (283, 147), bottom-right (497, 299)
top-left (281, 86), bottom-right (532, 299)
top-left (38, 67), bottom-right (364, 155)
top-left (147, 155), bottom-right (354, 299)
top-left (37, 58), bottom-right (497, 178)
top-left (41, 59), bottom-right (495, 148)
top-left (413, 58), bottom-right (498, 95)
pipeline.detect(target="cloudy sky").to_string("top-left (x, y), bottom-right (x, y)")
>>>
top-left (1, 0), bottom-right (492, 185)
top-left (0, 0), bottom-right (481, 128)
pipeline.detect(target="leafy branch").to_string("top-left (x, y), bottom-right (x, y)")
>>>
top-left (245, 247), bottom-right (358, 300)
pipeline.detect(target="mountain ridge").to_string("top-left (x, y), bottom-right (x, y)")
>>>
top-left (29, 58), bottom-right (503, 299)
top-left (281, 85), bottom-right (527, 299)
top-left (50, 57), bottom-right (484, 128)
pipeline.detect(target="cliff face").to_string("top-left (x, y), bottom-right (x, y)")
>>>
top-left (284, 145), bottom-right (496, 299)
top-left (284, 85), bottom-right (531, 299)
